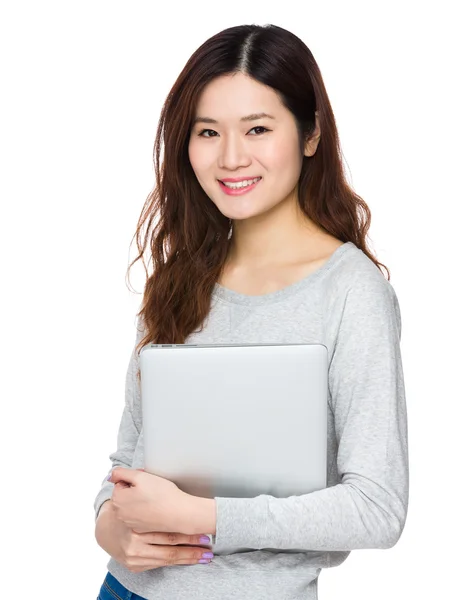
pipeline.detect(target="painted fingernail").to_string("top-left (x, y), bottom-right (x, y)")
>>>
top-left (202, 552), bottom-right (214, 559)
top-left (198, 558), bottom-right (211, 564)
top-left (199, 535), bottom-right (211, 544)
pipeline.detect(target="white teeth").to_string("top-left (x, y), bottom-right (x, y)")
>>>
top-left (222, 177), bottom-right (261, 189)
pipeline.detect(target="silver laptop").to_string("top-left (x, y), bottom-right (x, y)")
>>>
top-left (139, 343), bottom-right (328, 499)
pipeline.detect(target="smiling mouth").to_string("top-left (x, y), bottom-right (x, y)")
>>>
top-left (218, 177), bottom-right (262, 186)
top-left (218, 177), bottom-right (262, 195)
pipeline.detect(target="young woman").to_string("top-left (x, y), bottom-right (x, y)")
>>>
top-left (94, 23), bottom-right (409, 600)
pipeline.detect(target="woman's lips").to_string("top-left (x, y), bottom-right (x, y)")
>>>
top-left (218, 178), bottom-right (262, 196)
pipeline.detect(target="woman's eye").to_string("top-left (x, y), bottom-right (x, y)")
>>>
top-left (198, 129), bottom-right (217, 138)
top-left (198, 126), bottom-right (269, 138)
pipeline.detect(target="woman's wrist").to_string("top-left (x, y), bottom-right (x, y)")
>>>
top-left (178, 492), bottom-right (217, 536)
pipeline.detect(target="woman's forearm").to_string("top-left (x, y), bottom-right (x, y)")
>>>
top-left (96, 499), bottom-right (113, 522)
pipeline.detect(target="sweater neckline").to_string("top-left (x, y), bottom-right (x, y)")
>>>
top-left (212, 241), bottom-right (356, 306)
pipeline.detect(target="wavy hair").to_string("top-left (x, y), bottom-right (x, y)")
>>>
top-left (125, 23), bottom-right (390, 355)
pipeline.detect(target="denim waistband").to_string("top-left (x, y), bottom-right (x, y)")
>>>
top-left (100, 571), bottom-right (146, 600)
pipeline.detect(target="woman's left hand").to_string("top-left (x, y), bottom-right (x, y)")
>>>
top-left (108, 467), bottom-right (187, 534)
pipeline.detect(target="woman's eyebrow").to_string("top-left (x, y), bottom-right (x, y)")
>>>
top-left (193, 112), bottom-right (276, 125)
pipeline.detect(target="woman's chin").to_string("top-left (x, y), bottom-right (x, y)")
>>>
top-left (213, 199), bottom-right (264, 221)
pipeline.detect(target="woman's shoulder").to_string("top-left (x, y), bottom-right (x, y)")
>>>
top-left (323, 241), bottom-right (400, 328)
top-left (328, 241), bottom-right (395, 295)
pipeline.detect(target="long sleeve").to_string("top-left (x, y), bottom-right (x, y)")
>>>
top-left (214, 275), bottom-right (409, 551)
top-left (93, 317), bottom-right (145, 521)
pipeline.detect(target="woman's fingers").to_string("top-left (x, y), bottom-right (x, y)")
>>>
top-left (123, 543), bottom-right (213, 572)
top-left (142, 543), bottom-right (213, 563)
top-left (121, 531), bottom-right (213, 573)
top-left (137, 531), bottom-right (211, 547)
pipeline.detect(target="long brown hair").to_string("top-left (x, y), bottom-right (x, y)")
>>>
top-left (126, 23), bottom-right (389, 354)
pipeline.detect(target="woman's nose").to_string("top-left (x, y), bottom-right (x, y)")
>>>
top-left (218, 137), bottom-right (252, 170)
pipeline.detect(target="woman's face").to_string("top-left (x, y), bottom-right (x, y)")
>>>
top-left (188, 72), bottom-right (305, 222)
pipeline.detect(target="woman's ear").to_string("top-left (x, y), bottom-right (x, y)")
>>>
top-left (304, 111), bottom-right (321, 157)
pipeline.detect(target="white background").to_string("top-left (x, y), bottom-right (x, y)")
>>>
top-left (2, 1), bottom-right (449, 598)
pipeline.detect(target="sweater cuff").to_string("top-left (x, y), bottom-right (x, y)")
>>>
top-left (214, 495), bottom-right (269, 549)
top-left (93, 482), bottom-right (114, 521)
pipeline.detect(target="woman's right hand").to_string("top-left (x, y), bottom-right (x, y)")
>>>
top-left (95, 501), bottom-right (213, 573)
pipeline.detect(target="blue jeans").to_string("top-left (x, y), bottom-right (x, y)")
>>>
top-left (97, 571), bottom-right (147, 600)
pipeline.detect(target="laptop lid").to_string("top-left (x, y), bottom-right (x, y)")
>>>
top-left (139, 343), bottom-right (328, 499)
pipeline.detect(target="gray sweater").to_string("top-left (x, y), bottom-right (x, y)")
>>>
top-left (93, 241), bottom-right (409, 600)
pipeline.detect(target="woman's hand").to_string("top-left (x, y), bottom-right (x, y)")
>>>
top-left (108, 467), bottom-right (189, 533)
top-left (95, 501), bottom-right (214, 573)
